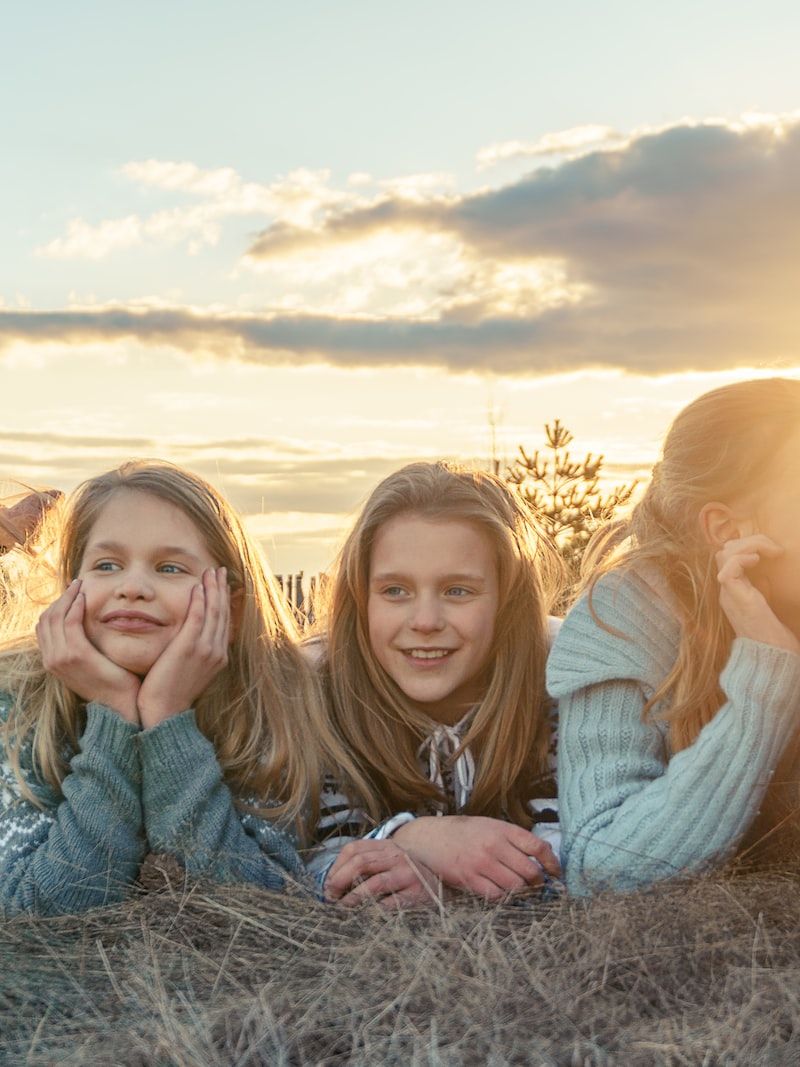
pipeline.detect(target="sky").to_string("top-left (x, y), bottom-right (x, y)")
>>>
top-left (3, 1), bottom-right (800, 574)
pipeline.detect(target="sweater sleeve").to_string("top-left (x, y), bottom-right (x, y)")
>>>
top-left (0, 698), bottom-right (145, 916)
top-left (548, 571), bottom-right (800, 895)
top-left (138, 709), bottom-right (305, 891)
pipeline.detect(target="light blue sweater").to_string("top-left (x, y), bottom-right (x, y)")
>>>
top-left (0, 695), bottom-right (305, 915)
top-left (547, 566), bottom-right (800, 895)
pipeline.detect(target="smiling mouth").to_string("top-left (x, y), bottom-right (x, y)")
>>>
top-left (404, 649), bottom-right (453, 660)
top-left (101, 613), bottom-right (163, 631)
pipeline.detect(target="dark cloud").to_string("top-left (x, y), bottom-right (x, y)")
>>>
top-left (5, 119), bottom-right (800, 376)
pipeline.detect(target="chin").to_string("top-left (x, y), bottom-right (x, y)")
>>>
top-left (96, 641), bottom-right (159, 677)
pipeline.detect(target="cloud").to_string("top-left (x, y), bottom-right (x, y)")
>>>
top-left (35, 164), bottom-right (356, 260)
top-left (0, 425), bottom-right (439, 519)
top-left (476, 125), bottom-right (624, 169)
top-left (15, 116), bottom-right (800, 376)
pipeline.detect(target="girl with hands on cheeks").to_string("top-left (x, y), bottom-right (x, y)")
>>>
top-left (0, 461), bottom-right (365, 915)
top-left (549, 377), bottom-right (800, 896)
top-left (308, 462), bottom-right (563, 908)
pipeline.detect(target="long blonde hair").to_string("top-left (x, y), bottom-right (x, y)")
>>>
top-left (318, 461), bottom-right (563, 827)
top-left (584, 376), bottom-right (800, 752)
top-left (0, 460), bottom-right (366, 841)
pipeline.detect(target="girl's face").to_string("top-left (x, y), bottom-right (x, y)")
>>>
top-left (750, 431), bottom-right (800, 634)
top-left (77, 489), bottom-right (219, 676)
top-left (367, 514), bottom-right (500, 725)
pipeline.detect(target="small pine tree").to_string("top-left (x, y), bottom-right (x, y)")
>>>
top-left (506, 419), bottom-right (637, 579)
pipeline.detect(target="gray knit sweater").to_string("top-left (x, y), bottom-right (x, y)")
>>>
top-left (0, 694), bottom-right (305, 915)
top-left (547, 565), bottom-right (800, 895)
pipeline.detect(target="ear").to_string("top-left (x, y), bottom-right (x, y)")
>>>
top-left (698, 502), bottom-right (757, 548)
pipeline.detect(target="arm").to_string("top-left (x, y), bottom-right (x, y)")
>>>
top-left (138, 709), bottom-right (305, 891)
top-left (0, 701), bottom-right (145, 916)
top-left (557, 638), bottom-right (800, 895)
top-left (307, 776), bottom-right (419, 899)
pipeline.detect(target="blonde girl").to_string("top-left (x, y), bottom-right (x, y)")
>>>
top-left (311, 461), bottom-right (563, 906)
top-left (0, 460), bottom-right (362, 915)
top-left (549, 377), bottom-right (800, 895)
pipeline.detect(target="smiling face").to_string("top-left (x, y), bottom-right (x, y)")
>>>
top-left (77, 488), bottom-right (219, 676)
top-left (367, 513), bottom-right (500, 725)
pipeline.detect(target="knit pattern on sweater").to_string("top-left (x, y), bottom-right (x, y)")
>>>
top-left (547, 565), bottom-right (800, 895)
top-left (0, 695), bottom-right (305, 915)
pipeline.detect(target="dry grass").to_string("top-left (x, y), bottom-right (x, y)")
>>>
top-left (3, 859), bottom-right (800, 1066)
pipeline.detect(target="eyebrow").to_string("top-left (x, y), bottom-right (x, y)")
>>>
top-left (371, 571), bottom-right (486, 584)
top-left (87, 541), bottom-right (206, 565)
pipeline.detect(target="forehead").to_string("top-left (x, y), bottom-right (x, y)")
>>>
top-left (84, 489), bottom-right (210, 554)
top-left (370, 514), bottom-right (495, 575)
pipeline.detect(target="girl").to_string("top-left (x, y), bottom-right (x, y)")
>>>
top-left (549, 377), bottom-right (800, 896)
top-left (310, 461), bottom-right (563, 906)
top-left (0, 460), bottom-right (364, 915)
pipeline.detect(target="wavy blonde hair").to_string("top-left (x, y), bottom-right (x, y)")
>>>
top-left (317, 461), bottom-right (563, 828)
top-left (0, 460), bottom-right (368, 842)
top-left (584, 376), bottom-right (800, 753)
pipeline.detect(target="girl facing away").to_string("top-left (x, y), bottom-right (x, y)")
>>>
top-left (309, 461), bottom-right (563, 907)
top-left (0, 460), bottom-right (364, 915)
top-left (549, 377), bottom-right (800, 896)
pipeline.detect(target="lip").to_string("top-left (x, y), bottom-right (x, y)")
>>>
top-left (100, 610), bottom-right (164, 631)
top-left (401, 648), bottom-right (456, 664)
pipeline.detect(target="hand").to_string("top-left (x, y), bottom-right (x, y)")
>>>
top-left (324, 839), bottom-right (441, 910)
top-left (0, 489), bottom-right (62, 549)
top-left (36, 581), bottom-right (140, 723)
top-left (138, 567), bottom-right (230, 728)
top-left (392, 815), bottom-right (560, 901)
top-left (716, 535), bottom-right (800, 655)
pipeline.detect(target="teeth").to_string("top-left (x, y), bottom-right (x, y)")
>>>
top-left (408, 649), bottom-right (450, 659)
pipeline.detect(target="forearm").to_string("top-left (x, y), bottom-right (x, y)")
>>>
top-left (559, 640), bottom-right (800, 895)
top-left (139, 709), bottom-right (305, 891)
top-left (0, 704), bottom-right (145, 916)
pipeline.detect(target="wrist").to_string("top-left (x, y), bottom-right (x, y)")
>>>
top-left (87, 693), bottom-right (140, 725)
top-left (138, 702), bottom-right (191, 730)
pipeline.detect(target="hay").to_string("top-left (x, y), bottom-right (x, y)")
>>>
top-left (2, 859), bottom-right (800, 1065)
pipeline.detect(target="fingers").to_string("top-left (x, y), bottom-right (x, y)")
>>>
top-left (717, 534), bottom-right (783, 560)
top-left (324, 840), bottom-right (400, 900)
top-left (503, 824), bottom-right (561, 877)
top-left (337, 862), bottom-right (425, 906)
top-left (36, 581), bottom-right (86, 667)
top-left (325, 839), bottom-right (440, 907)
top-left (190, 567), bottom-right (230, 666)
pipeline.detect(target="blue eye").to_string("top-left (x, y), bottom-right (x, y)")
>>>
top-left (158, 563), bottom-right (185, 575)
top-left (95, 561), bottom-right (120, 572)
top-left (383, 585), bottom-right (407, 598)
top-left (446, 586), bottom-right (472, 597)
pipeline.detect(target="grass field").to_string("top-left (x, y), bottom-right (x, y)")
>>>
top-left (2, 857), bottom-right (799, 1066)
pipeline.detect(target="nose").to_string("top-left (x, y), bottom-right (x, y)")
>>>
top-left (408, 592), bottom-right (445, 633)
top-left (112, 566), bottom-right (155, 601)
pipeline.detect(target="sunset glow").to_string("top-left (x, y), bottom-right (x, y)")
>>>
top-left (5, 1), bottom-right (800, 573)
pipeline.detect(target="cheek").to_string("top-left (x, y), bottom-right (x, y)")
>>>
top-left (470, 603), bottom-right (498, 661)
top-left (77, 577), bottom-right (104, 618)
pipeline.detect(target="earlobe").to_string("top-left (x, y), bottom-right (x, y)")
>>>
top-left (698, 502), bottom-right (756, 547)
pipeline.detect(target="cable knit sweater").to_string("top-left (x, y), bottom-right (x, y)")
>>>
top-left (0, 694), bottom-right (305, 916)
top-left (547, 566), bottom-right (800, 896)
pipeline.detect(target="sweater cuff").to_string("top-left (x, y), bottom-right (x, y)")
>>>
top-left (137, 708), bottom-right (213, 778)
top-left (82, 703), bottom-right (141, 775)
top-left (723, 638), bottom-right (800, 718)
